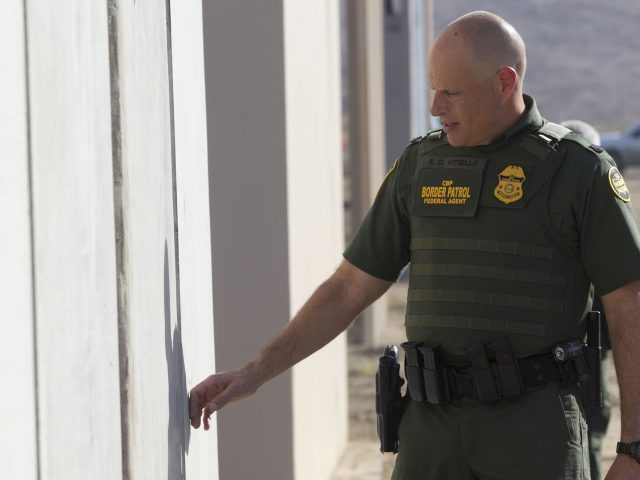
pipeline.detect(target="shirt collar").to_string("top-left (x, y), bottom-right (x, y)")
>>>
top-left (462, 95), bottom-right (545, 152)
top-left (475, 94), bottom-right (543, 151)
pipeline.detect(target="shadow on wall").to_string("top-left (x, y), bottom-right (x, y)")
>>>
top-left (164, 242), bottom-right (191, 479)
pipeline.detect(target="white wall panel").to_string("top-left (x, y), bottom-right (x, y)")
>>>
top-left (284, 2), bottom-right (348, 479)
top-left (0, 1), bottom-right (37, 478)
top-left (115, 1), bottom-right (178, 478)
top-left (170, 0), bottom-right (219, 477)
top-left (3, 1), bottom-right (215, 478)
top-left (25, 1), bottom-right (122, 479)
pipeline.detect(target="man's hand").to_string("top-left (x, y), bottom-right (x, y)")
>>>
top-left (189, 365), bottom-right (261, 430)
top-left (605, 454), bottom-right (640, 479)
top-left (188, 260), bottom-right (392, 431)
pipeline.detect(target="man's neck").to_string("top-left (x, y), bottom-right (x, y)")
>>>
top-left (483, 94), bottom-right (527, 146)
top-left (498, 93), bottom-right (526, 133)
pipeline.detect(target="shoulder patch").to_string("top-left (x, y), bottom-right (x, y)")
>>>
top-left (589, 144), bottom-right (605, 154)
top-left (608, 167), bottom-right (631, 202)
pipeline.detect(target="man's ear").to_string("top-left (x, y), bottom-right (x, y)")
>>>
top-left (495, 66), bottom-right (518, 100)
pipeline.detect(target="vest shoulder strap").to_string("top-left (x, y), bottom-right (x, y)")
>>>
top-left (411, 123), bottom-right (581, 161)
top-left (531, 122), bottom-right (606, 158)
top-left (519, 122), bottom-right (572, 162)
top-left (537, 122), bottom-right (572, 141)
top-left (415, 128), bottom-right (449, 155)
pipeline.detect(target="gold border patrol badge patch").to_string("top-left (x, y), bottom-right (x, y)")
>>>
top-left (494, 165), bottom-right (526, 204)
top-left (608, 166), bottom-right (631, 202)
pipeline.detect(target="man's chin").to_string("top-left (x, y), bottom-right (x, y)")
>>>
top-left (447, 134), bottom-right (484, 148)
top-left (446, 136), bottom-right (464, 147)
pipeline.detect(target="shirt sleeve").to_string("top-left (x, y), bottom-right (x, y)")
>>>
top-left (577, 151), bottom-right (640, 295)
top-left (343, 150), bottom-right (413, 282)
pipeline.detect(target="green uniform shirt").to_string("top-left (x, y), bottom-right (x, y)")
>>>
top-left (345, 95), bottom-right (640, 355)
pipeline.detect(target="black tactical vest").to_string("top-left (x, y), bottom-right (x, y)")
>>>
top-left (406, 123), bottom-right (593, 362)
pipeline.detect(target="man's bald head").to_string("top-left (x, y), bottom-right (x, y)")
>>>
top-left (428, 11), bottom-right (528, 146)
top-left (435, 11), bottom-right (526, 85)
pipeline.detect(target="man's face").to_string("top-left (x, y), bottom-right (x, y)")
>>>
top-left (428, 44), bottom-right (502, 147)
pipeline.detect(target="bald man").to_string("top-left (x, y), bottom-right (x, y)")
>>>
top-left (190, 11), bottom-right (640, 480)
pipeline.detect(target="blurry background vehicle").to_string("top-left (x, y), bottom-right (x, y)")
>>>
top-left (601, 123), bottom-right (640, 172)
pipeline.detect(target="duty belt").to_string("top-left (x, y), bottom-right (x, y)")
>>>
top-left (401, 337), bottom-right (589, 404)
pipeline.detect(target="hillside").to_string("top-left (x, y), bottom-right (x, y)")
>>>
top-left (433, 1), bottom-right (640, 132)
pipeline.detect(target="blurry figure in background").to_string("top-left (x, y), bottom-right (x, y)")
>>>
top-left (561, 120), bottom-right (601, 153)
top-left (561, 119), bottom-right (612, 480)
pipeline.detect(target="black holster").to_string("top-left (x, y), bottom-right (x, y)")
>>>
top-left (375, 345), bottom-right (407, 453)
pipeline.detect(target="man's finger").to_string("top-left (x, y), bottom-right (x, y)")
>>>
top-left (202, 401), bottom-right (214, 430)
top-left (189, 389), bottom-right (202, 417)
top-left (189, 390), bottom-right (203, 428)
top-left (203, 395), bottom-right (226, 430)
top-left (190, 412), bottom-right (202, 429)
top-left (203, 410), bottom-right (212, 431)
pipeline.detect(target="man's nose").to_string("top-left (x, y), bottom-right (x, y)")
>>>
top-left (430, 91), bottom-right (446, 118)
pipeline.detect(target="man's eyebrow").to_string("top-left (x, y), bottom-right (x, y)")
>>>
top-left (430, 84), bottom-right (458, 92)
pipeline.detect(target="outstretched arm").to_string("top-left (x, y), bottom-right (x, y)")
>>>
top-left (601, 279), bottom-right (640, 479)
top-left (189, 259), bottom-right (393, 430)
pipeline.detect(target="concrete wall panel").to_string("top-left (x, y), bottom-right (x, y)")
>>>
top-left (283, 1), bottom-right (348, 479)
top-left (204, 1), bottom-right (296, 479)
top-left (205, 1), bottom-right (348, 478)
top-left (0, 2), bottom-right (37, 478)
top-left (115, 1), bottom-right (181, 477)
top-left (170, 0), bottom-right (219, 477)
top-left (25, 1), bottom-right (122, 478)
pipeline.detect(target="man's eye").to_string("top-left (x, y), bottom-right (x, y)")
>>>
top-left (445, 91), bottom-right (459, 97)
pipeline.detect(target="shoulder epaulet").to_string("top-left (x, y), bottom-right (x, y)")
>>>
top-left (407, 135), bottom-right (423, 146)
top-left (561, 129), bottom-right (614, 166)
top-left (406, 128), bottom-right (446, 148)
top-left (426, 128), bottom-right (445, 141)
top-left (588, 144), bottom-right (605, 154)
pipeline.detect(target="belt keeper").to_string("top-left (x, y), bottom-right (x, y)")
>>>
top-left (467, 342), bottom-right (499, 402)
top-left (490, 338), bottom-right (523, 398)
top-left (418, 343), bottom-right (450, 405)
